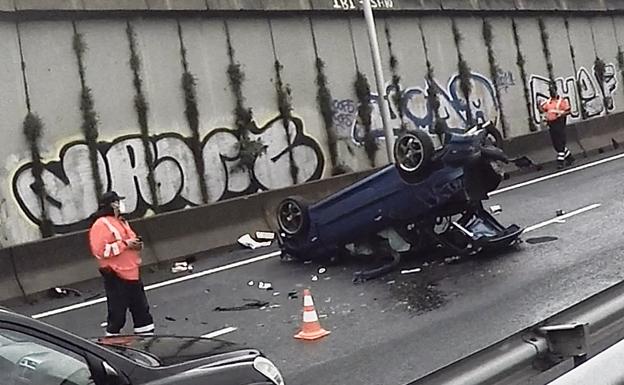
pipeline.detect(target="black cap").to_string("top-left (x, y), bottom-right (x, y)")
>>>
top-left (98, 191), bottom-right (125, 208)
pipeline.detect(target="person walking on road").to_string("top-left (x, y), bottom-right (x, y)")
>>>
top-left (88, 191), bottom-right (154, 336)
top-left (539, 85), bottom-right (574, 169)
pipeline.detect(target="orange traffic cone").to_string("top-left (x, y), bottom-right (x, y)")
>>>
top-left (294, 289), bottom-right (331, 340)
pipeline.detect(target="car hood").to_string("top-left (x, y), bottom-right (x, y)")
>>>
top-left (96, 335), bottom-right (254, 367)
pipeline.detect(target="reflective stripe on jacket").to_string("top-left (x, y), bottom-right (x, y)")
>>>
top-left (89, 216), bottom-right (141, 281)
top-left (540, 97), bottom-right (571, 122)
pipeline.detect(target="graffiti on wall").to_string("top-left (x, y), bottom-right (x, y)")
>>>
top-left (12, 115), bottom-right (324, 233)
top-left (333, 71), bottom-right (500, 145)
top-left (530, 64), bottom-right (618, 124)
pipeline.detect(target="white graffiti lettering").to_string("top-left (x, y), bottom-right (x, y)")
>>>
top-left (529, 64), bottom-right (618, 124)
top-left (12, 115), bottom-right (324, 233)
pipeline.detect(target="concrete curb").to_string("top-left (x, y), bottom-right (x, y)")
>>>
top-left (1, 114), bottom-right (623, 303)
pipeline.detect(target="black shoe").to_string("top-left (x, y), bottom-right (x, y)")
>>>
top-left (565, 155), bottom-right (575, 167)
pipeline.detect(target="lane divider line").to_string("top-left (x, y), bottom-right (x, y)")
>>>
top-left (523, 203), bottom-right (601, 233)
top-left (201, 326), bottom-right (238, 339)
top-left (31, 251), bottom-right (281, 319)
top-left (490, 152), bottom-right (624, 196)
top-left (31, 153), bottom-right (624, 320)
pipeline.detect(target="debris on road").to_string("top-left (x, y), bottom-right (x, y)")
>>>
top-left (165, 316), bottom-right (176, 322)
top-left (100, 321), bottom-right (108, 328)
top-left (556, 209), bottom-right (566, 216)
top-left (49, 287), bottom-right (82, 298)
top-left (171, 261), bottom-right (194, 273)
top-left (318, 267), bottom-right (327, 274)
top-left (401, 268), bottom-right (422, 275)
top-left (444, 256), bottom-right (462, 264)
top-left (258, 281), bottom-right (273, 290)
top-left (288, 291), bottom-right (299, 299)
top-left (237, 233), bottom-right (272, 249)
top-left (273, 292), bottom-right (280, 296)
top-left (386, 280), bottom-right (396, 285)
top-left (214, 299), bottom-right (270, 312)
top-left (256, 231), bottom-right (276, 241)
top-left (489, 205), bottom-right (502, 215)
top-left (311, 275), bottom-right (319, 281)
top-left (526, 236), bottom-right (559, 244)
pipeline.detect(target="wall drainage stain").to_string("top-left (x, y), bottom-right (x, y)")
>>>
top-left (525, 236), bottom-right (558, 244)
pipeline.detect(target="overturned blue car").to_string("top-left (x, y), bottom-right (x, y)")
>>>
top-left (275, 123), bottom-right (524, 280)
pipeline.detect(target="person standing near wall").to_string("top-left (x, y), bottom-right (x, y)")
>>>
top-left (539, 85), bottom-right (574, 169)
top-left (88, 191), bottom-right (155, 336)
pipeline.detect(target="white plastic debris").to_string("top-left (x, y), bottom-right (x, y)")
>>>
top-left (171, 261), bottom-right (193, 273)
top-left (100, 321), bottom-right (108, 328)
top-left (273, 292), bottom-right (280, 296)
top-left (256, 231), bottom-right (276, 241)
top-left (401, 268), bottom-right (422, 275)
top-left (490, 205), bottom-right (502, 215)
top-left (311, 275), bottom-right (319, 282)
top-left (247, 280), bottom-right (255, 286)
top-left (318, 267), bottom-right (327, 274)
top-left (237, 234), bottom-right (272, 250)
top-left (258, 281), bottom-right (273, 290)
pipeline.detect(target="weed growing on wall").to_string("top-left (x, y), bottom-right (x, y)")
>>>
top-left (355, 71), bottom-right (377, 167)
top-left (419, 19), bottom-right (443, 137)
top-left (17, 21), bottom-right (53, 237)
top-left (72, 24), bottom-right (103, 199)
top-left (564, 18), bottom-right (586, 120)
top-left (23, 113), bottom-right (53, 237)
top-left (273, 59), bottom-right (299, 184)
top-left (538, 18), bottom-right (555, 82)
top-left (224, 20), bottom-right (266, 174)
top-left (482, 18), bottom-right (508, 137)
top-left (308, 17), bottom-right (343, 175)
top-left (384, 21), bottom-right (406, 132)
top-left (314, 57), bottom-right (343, 175)
top-left (512, 19), bottom-right (537, 132)
top-left (126, 22), bottom-right (159, 211)
top-left (451, 18), bottom-right (473, 127)
top-left (177, 21), bottom-right (209, 204)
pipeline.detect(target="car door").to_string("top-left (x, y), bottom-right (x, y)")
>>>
top-left (0, 324), bottom-right (127, 385)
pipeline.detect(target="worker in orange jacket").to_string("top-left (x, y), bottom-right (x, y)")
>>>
top-left (89, 191), bottom-right (154, 336)
top-left (539, 85), bottom-right (574, 169)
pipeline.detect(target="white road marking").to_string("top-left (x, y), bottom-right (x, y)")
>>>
top-left (31, 153), bottom-right (624, 320)
top-left (31, 251), bottom-right (281, 319)
top-left (523, 203), bottom-right (601, 233)
top-left (491, 152), bottom-right (624, 196)
top-left (201, 326), bottom-right (238, 339)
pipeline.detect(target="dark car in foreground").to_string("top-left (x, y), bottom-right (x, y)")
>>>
top-left (0, 308), bottom-right (284, 385)
top-left (276, 123), bottom-right (524, 279)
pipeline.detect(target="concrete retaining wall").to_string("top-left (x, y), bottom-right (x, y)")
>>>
top-left (2, 109), bottom-right (624, 303)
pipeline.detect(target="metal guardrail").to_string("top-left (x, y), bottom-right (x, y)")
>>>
top-left (407, 280), bottom-right (624, 385)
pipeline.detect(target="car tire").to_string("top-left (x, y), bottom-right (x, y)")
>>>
top-left (393, 129), bottom-right (435, 183)
top-left (482, 121), bottom-right (504, 148)
top-left (276, 196), bottom-right (310, 236)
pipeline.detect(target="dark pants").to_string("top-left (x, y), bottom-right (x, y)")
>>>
top-left (100, 268), bottom-right (154, 335)
top-left (548, 118), bottom-right (572, 164)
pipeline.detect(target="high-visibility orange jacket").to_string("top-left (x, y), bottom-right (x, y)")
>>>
top-left (540, 97), bottom-right (571, 122)
top-left (89, 216), bottom-right (141, 281)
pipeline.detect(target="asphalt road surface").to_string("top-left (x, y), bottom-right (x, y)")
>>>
top-left (5, 151), bottom-right (624, 385)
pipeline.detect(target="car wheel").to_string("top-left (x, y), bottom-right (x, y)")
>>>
top-left (276, 196), bottom-right (309, 236)
top-left (482, 121), bottom-right (504, 148)
top-left (393, 129), bottom-right (435, 183)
